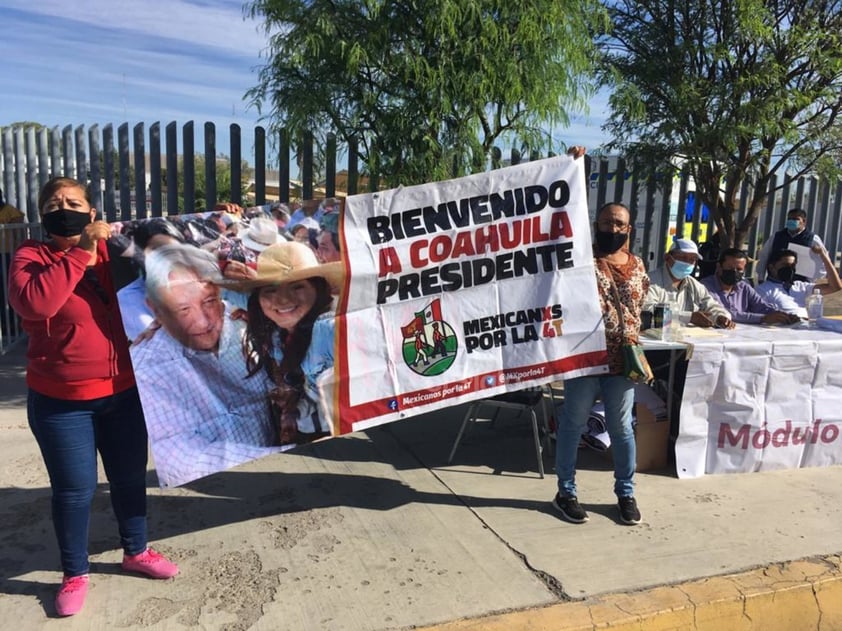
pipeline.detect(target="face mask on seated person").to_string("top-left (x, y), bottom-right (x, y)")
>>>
top-left (776, 265), bottom-right (796, 284)
top-left (42, 209), bottom-right (92, 238)
top-left (669, 258), bottom-right (695, 280)
top-left (719, 269), bottom-right (744, 286)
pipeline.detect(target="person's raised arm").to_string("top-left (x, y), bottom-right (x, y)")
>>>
top-left (814, 244), bottom-right (842, 295)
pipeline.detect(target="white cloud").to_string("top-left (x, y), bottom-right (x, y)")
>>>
top-left (1, 4), bottom-right (266, 126)
top-left (0, 1), bottom-right (612, 164)
top-left (1, 0), bottom-right (267, 58)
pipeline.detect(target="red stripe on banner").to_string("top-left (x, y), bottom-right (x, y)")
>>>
top-left (337, 349), bottom-right (608, 429)
top-left (334, 213), bottom-right (354, 437)
top-left (335, 212), bottom-right (352, 315)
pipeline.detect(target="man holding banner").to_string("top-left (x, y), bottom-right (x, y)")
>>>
top-left (339, 154), bottom-right (611, 437)
top-left (552, 202), bottom-right (649, 526)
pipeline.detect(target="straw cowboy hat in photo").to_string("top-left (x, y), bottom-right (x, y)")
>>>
top-left (217, 241), bottom-right (344, 292)
top-left (240, 216), bottom-right (287, 252)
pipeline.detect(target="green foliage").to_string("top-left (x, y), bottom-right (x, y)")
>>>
top-left (0, 121), bottom-right (46, 133)
top-left (97, 149), bottom-right (136, 190)
top-left (245, 0), bottom-right (607, 187)
top-left (601, 0), bottom-right (842, 248)
top-left (171, 156), bottom-right (251, 212)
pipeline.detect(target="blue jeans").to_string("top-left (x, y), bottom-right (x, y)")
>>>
top-left (555, 375), bottom-right (636, 499)
top-left (28, 386), bottom-right (149, 577)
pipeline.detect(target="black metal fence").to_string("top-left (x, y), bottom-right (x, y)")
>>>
top-left (3, 121), bottom-right (842, 353)
top-left (1, 122), bottom-right (363, 222)
top-left (4, 122), bottom-right (841, 263)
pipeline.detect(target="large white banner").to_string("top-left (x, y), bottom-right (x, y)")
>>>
top-left (114, 156), bottom-right (607, 486)
top-left (675, 327), bottom-right (842, 478)
top-left (335, 156), bottom-right (608, 433)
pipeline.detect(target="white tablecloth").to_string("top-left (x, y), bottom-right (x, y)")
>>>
top-left (674, 325), bottom-right (842, 478)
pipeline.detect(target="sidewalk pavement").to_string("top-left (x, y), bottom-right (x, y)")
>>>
top-left (1, 342), bottom-right (841, 630)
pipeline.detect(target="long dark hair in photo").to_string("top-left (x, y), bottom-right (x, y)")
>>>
top-left (243, 276), bottom-right (333, 381)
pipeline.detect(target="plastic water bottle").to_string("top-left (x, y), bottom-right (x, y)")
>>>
top-left (806, 289), bottom-right (823, 327)
top-left (669, 299), bottom-right (682, 341)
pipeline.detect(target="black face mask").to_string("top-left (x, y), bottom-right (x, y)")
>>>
top-left (776, 265), bottom-right (796, 284)
top-left (719, 269), bottom-right (744, 286)
top-left (594, 229), bottom-right (627, 254)
top-left (42, 209), bottom-right (92, 238)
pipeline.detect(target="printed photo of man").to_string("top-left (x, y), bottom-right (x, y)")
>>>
top-left (130, 242), bottom-right (282, 487)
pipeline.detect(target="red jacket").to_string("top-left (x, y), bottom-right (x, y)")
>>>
top-left (8, 238), bottom-right (135, 400)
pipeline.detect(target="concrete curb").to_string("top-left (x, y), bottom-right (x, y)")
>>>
top-left (419, 554), bottom-right (842, 631)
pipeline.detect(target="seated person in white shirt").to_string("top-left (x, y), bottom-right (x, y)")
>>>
top-left (700, 248), bottom-right (799, 325)
top-left (756, 247), bottom-right (842, 317)
top-left (644, 237), bottom-right (734, 328)
top-left (130, 243), bottom-right (281, 487)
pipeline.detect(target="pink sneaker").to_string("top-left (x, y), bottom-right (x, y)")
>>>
top-left (55, 574), bottom-right (89, 616)
top-left (121, 548), bottom-right (179, 579)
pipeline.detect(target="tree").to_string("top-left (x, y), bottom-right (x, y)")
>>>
top-left (245, 0), bottom-right (606, 187)
top-left (601, 0), bottom-right (842, 248)
top-left (172, 156), bottom-right (251, 212)
top-left (97, 148), bottom-right (136, 191)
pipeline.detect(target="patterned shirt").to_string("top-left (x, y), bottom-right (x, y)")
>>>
top-left (594, 254), bottom-right (650, 375)
top-left (130, 303), bottom-right (282, 487)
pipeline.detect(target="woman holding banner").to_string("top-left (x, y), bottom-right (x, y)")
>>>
top-left (7, 177), bottom-right (179, 617)
top-left (220, 241), bottom-right (343, 445)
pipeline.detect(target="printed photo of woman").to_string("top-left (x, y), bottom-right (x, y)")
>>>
top-left (218, 242), bottom-right (343, 445)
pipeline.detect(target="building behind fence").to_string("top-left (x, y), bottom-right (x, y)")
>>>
top-left (2, 121), bottom-right (842, 353)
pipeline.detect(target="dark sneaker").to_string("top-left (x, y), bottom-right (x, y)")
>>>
top-left (618, 496), bottom-right (641, 525)
top-left (551, 493), bottom-right (589, 524)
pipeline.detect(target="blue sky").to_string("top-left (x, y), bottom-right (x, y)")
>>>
top-left (1, 0), bottom-right (611, 167)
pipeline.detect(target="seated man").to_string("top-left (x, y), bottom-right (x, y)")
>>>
top-left (645, 238), bottom-right (733, 328)
top-left (700, 248), bottom-right (799, 325)
top-left (756, 246), bottom-right (842, 317)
